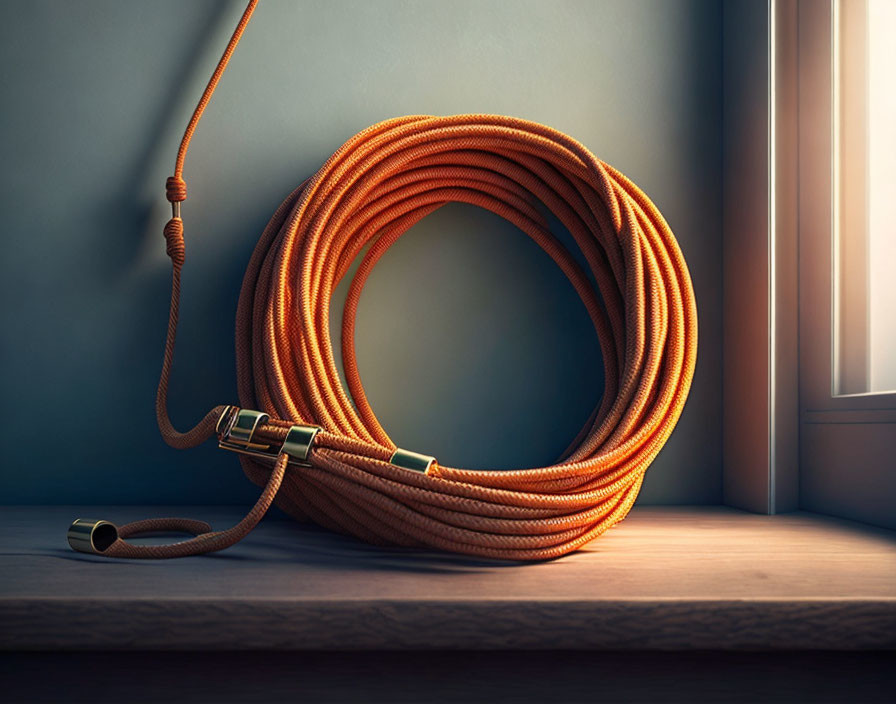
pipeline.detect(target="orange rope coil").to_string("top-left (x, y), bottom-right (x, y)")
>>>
top-left (68, 0), bottom-right (697, 561)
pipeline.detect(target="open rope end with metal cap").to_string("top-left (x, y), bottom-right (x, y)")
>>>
top-left (69, 0), bottom-right (697, 561)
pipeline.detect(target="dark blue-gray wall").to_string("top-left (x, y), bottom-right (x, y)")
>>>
top-left (0, 0), bottom-right (722, 505)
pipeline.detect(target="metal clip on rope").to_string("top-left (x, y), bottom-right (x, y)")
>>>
top-left (217, 406), bottom-right (322, 466)
top-left (67, 0), bottom-right (697, 561)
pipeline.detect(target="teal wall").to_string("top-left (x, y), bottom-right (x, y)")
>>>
top-left (0, 0), bottom-right (722, 505)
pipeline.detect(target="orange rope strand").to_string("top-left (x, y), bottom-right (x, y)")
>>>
top-left (90, 0), bottom-right (697, 561)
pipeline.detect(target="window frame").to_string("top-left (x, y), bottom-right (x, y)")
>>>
top-left (722, 0), bottom-right (895, 526)
top-left (798, 0), bottom-right (896, 417)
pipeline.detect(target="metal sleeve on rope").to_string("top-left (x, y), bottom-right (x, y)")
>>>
top-left (389, 449), bottom-right (436, 474)
top-left (281, 424), bottom-right (322, 464)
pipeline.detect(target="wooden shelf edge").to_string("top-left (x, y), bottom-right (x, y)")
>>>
top-left (3, 597), bottom-right (894, 651)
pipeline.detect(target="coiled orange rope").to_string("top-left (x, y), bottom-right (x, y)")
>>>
top-left (70, 0), bottom-right (696, 560)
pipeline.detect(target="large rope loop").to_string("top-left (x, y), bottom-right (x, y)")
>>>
top-left (231, 113), bottom-right (698, 559)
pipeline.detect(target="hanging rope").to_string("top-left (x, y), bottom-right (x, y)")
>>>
top-left (68, 0), bottom-right (697, 560)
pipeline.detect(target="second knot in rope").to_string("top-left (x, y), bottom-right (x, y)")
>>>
top-left (163, 218), bottom-right (185, 266)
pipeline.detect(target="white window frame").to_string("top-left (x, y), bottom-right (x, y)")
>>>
top-left (723, 0), bottom-right (896, 529)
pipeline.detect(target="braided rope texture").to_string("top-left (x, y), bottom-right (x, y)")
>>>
top-left (92, 0), bottom-right (697, 561)
top-left (230, 113), bottom-right (698, 560)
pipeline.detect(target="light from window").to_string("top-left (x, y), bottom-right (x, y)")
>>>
top-left (866, 0), bottom-right (896, 392)
top-left (834, 0), bottom-right (896, 395)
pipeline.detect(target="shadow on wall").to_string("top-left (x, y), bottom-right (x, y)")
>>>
top-left (102, 3), bottom-right (234, 284)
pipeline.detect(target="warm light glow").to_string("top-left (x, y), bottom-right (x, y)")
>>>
top-left (834, 0), bottom-right (896, 396)
top-left (867, 0), bottom-right (896, 392)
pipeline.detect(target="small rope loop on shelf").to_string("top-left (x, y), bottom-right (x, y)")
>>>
top-left (68, 454), bottom-right (290, 559)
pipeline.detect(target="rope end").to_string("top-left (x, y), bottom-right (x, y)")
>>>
top-left (67, 518), bottom-right (119, 555)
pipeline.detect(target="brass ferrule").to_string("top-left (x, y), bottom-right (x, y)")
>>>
top-left (67, 519), bottom-right (119, 554)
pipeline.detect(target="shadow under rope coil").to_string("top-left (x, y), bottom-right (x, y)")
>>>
top-left (67, 0), bottom-right (697, 561)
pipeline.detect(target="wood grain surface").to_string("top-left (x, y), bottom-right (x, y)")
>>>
top-left (1, 506), bottom-right (894, 650)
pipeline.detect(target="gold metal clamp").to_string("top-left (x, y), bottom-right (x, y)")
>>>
top-left (67, 518), bottom-right (119, 555)
top-left (389, 448), bottom-right (436, 473)
top-left (217, 406), bottom-right (321, 466)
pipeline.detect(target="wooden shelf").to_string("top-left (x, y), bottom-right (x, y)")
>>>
top-left (2, 506), bottom-right (894, 651)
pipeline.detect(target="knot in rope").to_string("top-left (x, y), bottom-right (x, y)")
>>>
top-left (163, 217), bottom-right (185, 266)
top-left (166, 176), bottom-right (187, 203)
